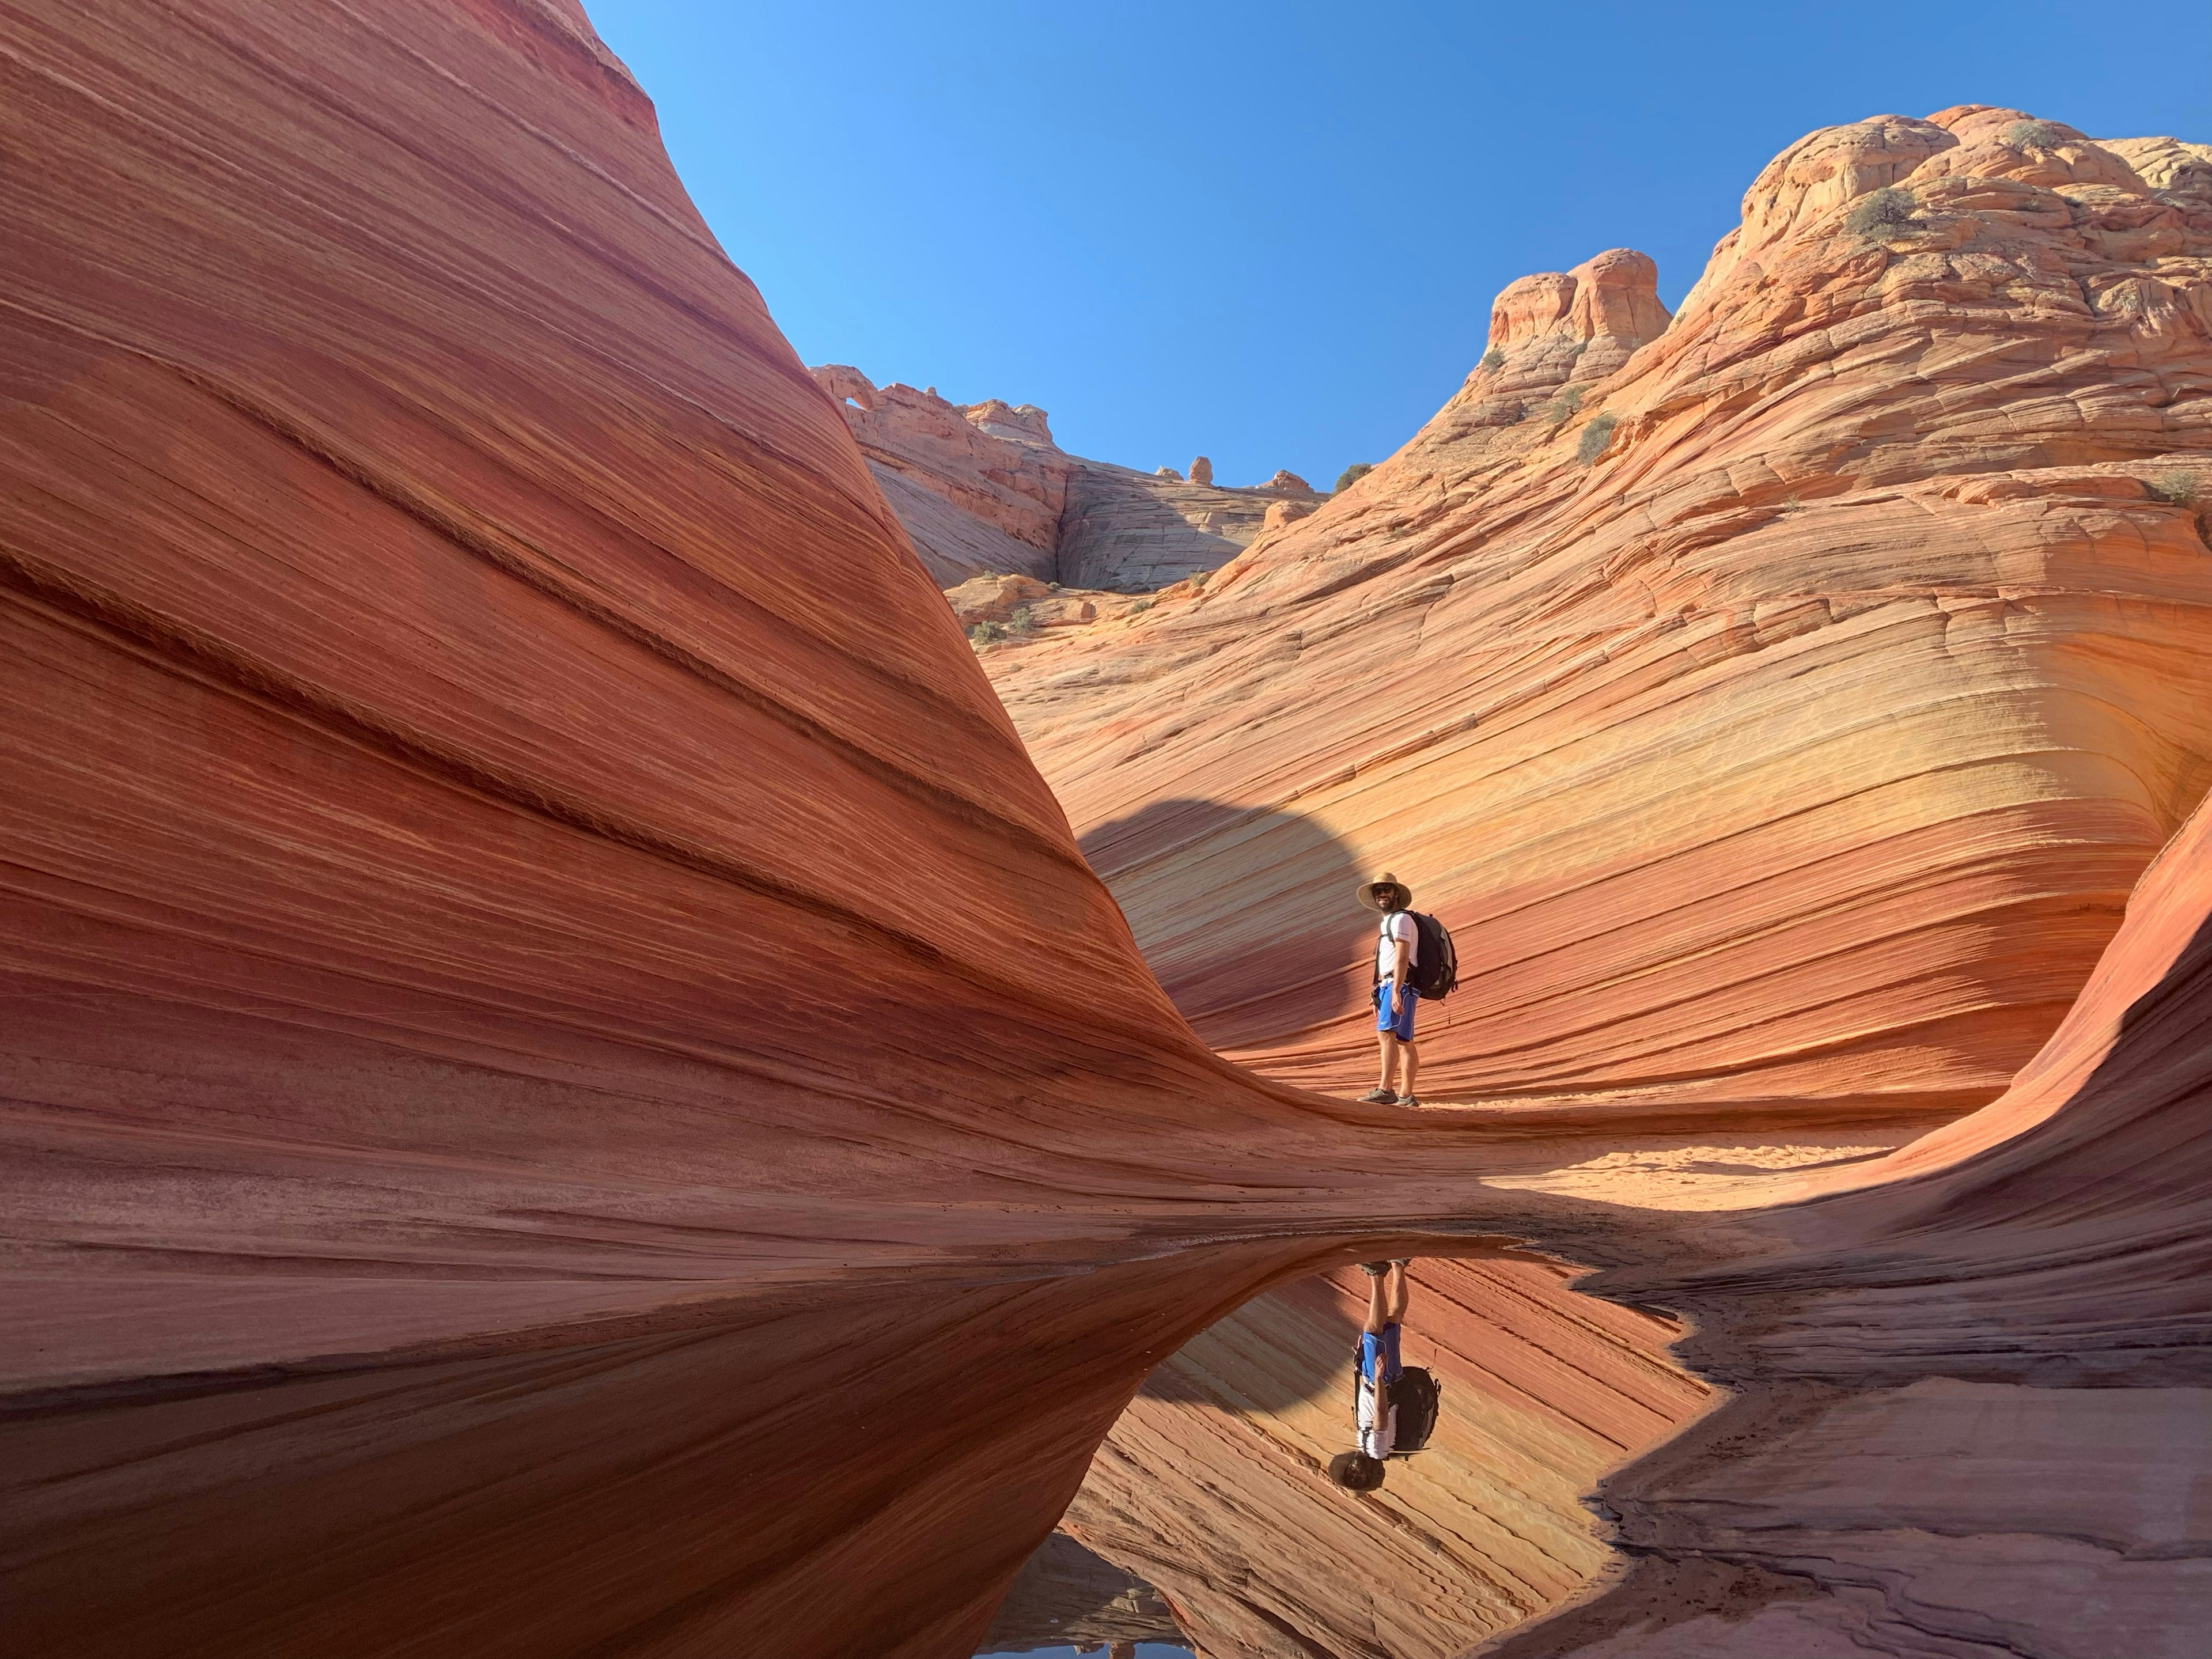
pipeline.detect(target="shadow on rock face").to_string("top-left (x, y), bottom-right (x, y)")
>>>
top-left (1080, 800), bottom-right (1373, 1410)
top-left (1080, 799), bottom-right (1368, 1052)
top-left (978, 1531), bottom-right (1183, 1653)
top-left (1054, 467), bottom-right (1252, 592)
top-left (1138, 1267), bottom-right (1365, 1410)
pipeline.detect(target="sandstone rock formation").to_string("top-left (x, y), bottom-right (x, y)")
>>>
top-left (0, 6), bottom-right (1515, 1655)
top-left (815, 364), bottom-right (1327, 592)
top-left (987, 106), bottom-right (2212, 1123)
top-left (810, 365), bottom-right (1071, 584)
top-left (1054, 460), bottom-right (1317, 590)
top-left (945, 571), bottom-right (1116, 633)
top-left (1063, 1257), bottom-right (1711, 1658)
top-left (6, 21), bottom-right (2211, 1659)
top-left (2101, 135), bottom-right (2212, 200)
top-left (0, 9), bottom-right (1783, 1658)
top-left (974, 115), bottom-right (2212, 1651)
top-left (1479, 782), bottom-right (2212, 1657)
top-left (980, 1532), bottom-right (1183, 1653)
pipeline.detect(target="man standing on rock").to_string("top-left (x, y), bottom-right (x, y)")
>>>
top-left (1357, 872), bottom-right (1421, 1106)
top-left (1328, 1257), bottom-right (1413, 1491)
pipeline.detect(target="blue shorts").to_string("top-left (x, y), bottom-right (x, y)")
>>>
top-left (1361, 1323), bottom-right (1403, 1387)
top-left (1374, 980), bottom-right (1417, 1041)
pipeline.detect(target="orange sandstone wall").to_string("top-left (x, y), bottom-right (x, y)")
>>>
top-left (1486, 787), bottom-right (2212, 1658)
top-left (0, 6), bottom-right (1482, 1655)
top-left (7, 16), bottom-right (2211, 1657)
top-left (808, 363), bottom-right (1071, 584)
top-left (992, 108), bottom-right (2212, 1120)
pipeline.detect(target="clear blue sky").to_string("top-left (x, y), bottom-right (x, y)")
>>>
top-left (588, 2), bottom-right (2209, 490)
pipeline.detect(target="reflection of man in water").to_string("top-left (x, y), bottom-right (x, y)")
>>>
top-left (1328, 1258), bottom-right (1411, 1491)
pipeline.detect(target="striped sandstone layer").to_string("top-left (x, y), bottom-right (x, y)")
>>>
top-left (4, 13), bottom-right (2211, 1659)
top-left (1054, 789), bottom-right (2212, 1659)
top-left (1478, 783), bottom-right (2212, 1657)
top-left (988, 108), bottom-right (2212, 1120)
top-left (812, 362), bottom-right (1323, 591)
top-left (0, 4), bottom-right (1535, 1654)
top-left (0, 7), bottom-right (1758, 1657)
top-left (809, 366), bottom-right (1070, 585)
top-left (1062, 1257), bottom-right (1713, 1659)
top-left (995, 108), bottom-right (2212, 1658)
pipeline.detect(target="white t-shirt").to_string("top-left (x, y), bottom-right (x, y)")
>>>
top-left (1356, 1372), bottom-right (1397, 1460)
top-left (1376, 912), bottom-right (1418, 981)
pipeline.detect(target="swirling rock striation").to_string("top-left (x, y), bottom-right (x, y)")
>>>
top-left (810, 365), bottom-right (1073, 584)
top-left (0, 5), bottom-right (1513, 1656)
top-left (6, 23), bottom-right (2211, 1659)
top-left (988, 105), bottom-right (2212, 1121)
top-left (1062, 1257), bottom-right (1711, 1659)
top-left (813, 362), bottom-right (1330, 592)
top-left (1480, 783), bottom-right (2212, 1657)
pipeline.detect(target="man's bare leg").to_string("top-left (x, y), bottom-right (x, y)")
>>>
top-left (1397, 1039), bottom-right (1419, 1101)
top-left (1363, 1266), bottom-right (1392, 1334)
top-left (1385, 1260), bottom-right (1410, 1323)
top-left (1377, 1032), bottom-right (1400, 1094)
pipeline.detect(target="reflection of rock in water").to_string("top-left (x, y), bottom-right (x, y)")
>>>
top-left (978, 1532), bottom-right (1183, 1654)
top-left (1071, 1257), bottom-right (1713, 1659)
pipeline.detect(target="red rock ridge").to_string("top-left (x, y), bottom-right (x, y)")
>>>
top-left (811, 364), bottom-right (1073, 582)
top-left (0, 7), bottom-right (1753, 1656)
top-left (7, 16), bottom-right (2212, 1658)
top-left (0, 5), bottom-right (1514, 1654)
top-left (813, 362), bottom-right (1335, 592)
top-left (986, 108), bottom-right (2212, 1121)
top-left (1479, 785), bottom-right (2212, 1657)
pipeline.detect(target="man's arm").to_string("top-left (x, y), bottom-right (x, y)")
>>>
top-left (1391, 923), bottom-right (1411, 998)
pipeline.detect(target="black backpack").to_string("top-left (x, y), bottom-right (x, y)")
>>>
top-left (1388, 1368), bottom-right (1442, 1453)
top-left (1351, 1354), bottom-right (1443, 1456)
top-left (1377, 911), bottom-right (1459, 1002)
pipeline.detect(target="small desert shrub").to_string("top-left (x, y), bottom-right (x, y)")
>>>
top-left (2005, 120), bottom-right (2065, 152)
top-left (1127, 597), bottom-right (1154, 615)
top-left (1545, 384), bottom-right (1585, 422)
top-left (1479, 347), bottom-right (1505, 371)
top-left (1577, 412), bottom-right (1618, 465)
top-left (967, 620), bottom-right (1005, 645)
top-left (1845, 186), bottom-right (1918, 238)
top-left (1335, 462), bottom-right (1375, 491)
top-left (2149, 471), bottom-right (2199, 506)
top-left (1005, 605), bottom-right (1038, 636)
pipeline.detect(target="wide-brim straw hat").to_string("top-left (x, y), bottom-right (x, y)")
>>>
top-left (1357, 870), bottom-right (1411, 911)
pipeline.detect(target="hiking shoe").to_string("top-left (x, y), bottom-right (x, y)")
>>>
top-left (1357, 1087), bottom-right (1398, 1104)
top-left (1358, 1261), bottom-right (1392, 1276)
top-left (1398, 1094), bottom-right (1421, 1108)
top-left (1391, 1257), bottom-right (1414, 1267)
